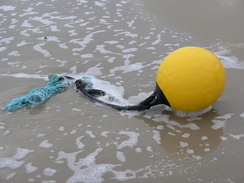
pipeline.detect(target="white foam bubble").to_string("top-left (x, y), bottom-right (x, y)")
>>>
top-left (76, 136), bottom-right (85, 149)
top-left (174, 106), bottom-right (212, 117)
top-left (146, 146), bottom-right (154, 153)
top-left (110, 62), bottom-right (145, 74)
top-left (59, 43), bottom-right (68, 49)
top-left (0, 47), bottom-right (7, 52)
top-left (206, 43), bottom-right (244, 69)
top-left (69, 65), bottom-right (77, 74)
top-left (145, 46), bottom-right (155, 50)
top-left (115, 31), bottom-right (137, 38)
top-left (33, 43), bottom-right (51, 57)
top-left (182, 133), bottom-right (190, 138)
top-left (116, 45), bottom-right (125, 49)
top-left (55, 59), bottom-right (67, 67)
top-left (110, 169), bottom-right (136, 181)
top-left (5, 172), bottom-right (16, 180)
top-left (26, 163), bottom-right (38, 174)
top-left (0, 158), bottom-right (25, 169)
top-left (152, 34), bottom-right (161, 45)
top-left (201, 136), bottom-right (208, 140)
top-left (71, 129), bottom-right (77, 134)
top-left (94, 1), bottom-right (106, 7)
top-left (126, 92), bottom-right (151, 106)
top-left (135, 148), bottom-right (142, 153)
top-left (20, 29), bottom-right (31, 37)
top-left (229, 134), bottom-right (244, 140)
top-left (101, 131), bottom-right (109, 137)
top-left (42, 180), bottom-right (56, 183)
top-left (0, 73), bottom-right (46, 80)
top-left (21, 20), bottom-right (33, 28)
top-left (211, 119), bottom-right (226, 130)
top-left (122, 47), bottom-right (138, 53)
top-left (42, 36), bottom-right (61, 43)
top-left (22, 66), bottom-right (27, 70)
top-left (127, 19), bottom-right (135, 28)
top-left (192, 155), bottom-right (202, 160)
top-left (187, 149), bottom-right (194, 154)
top-left (117, 131), bottom-right (140, 149)
top-left (31, 16), bottom-right (55, 26)
top-left (58, 126), bottom-right (65, 131)
top-left (156, 125), bottom-right (164, 130)
top-left (86, 130), bottom-right (96, 138)
top-left (0, 6), bottom-right (16, 11)
top-left (215, 113), bottom-right (234, 120)
top-left (72, 108), bottom-right (82, 112)
top-left (39, 140), bottom-right (53, 148)
top-left (37, 134), bottom-right (46, 138)
top-left (96, 44), bottom-right (114, 54)
top-left (204, 148), bottom-right (211, 152)
top-left (240, 113), bottom-right (244, 118)
top-left (43, 168), bottom-right (57, 177)
top-left (220, 136), bottom-right (228, 141)
top-left (0, 37), bottom-right (15, 44)
top-left (151, 114), bottom-right (200, 130)
top-left (81, 54), bottom-right (94, 58)
top-left (85, 64), bottom-right (103, 76)
top-left (28, 178), bottom-right (35, 182)
top-left (90, 78), bottom-right (127, 104)
top-left (180, 142), bottom-right (189, 148)
top-left (70, 30), bottom-right (106, 51)
top-left (56, 148), bottom-right (120, 183)
top-left (14, 148), bottom-right (35, 160)
top-left (5, 130), bottom-right (11, 135)
top-left (108, 57), bottom-right (116, 63)
top-left (152, 130), bottom-right (161, 144)
top-left (116, 151), bottom-right (126, 162)
top-left (186, 116), bottom-right (202, 122)
top-left (19, 11), bottom-right (38, 18)
top-left (104, 40), bottom-right (119, 45)
top-left (0, 147), bottom-right (34, 169)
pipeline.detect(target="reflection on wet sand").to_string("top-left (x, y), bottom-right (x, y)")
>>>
top-left (137, 107), bottom-right (223, 159)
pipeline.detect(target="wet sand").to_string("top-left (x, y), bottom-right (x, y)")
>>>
top-left (142, 0), bottom-right (244, 61)
top-left (0, 0), bottom-right (244, 182)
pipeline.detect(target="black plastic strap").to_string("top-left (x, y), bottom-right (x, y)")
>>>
top-left (75, 79), bottom-right (170, 111)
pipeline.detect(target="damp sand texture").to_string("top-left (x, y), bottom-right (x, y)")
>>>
top-left (0, 0), bottom-right (244, 183)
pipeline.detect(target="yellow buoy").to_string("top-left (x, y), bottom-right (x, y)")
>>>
top-left (156, 46), bottom-right (226, 112)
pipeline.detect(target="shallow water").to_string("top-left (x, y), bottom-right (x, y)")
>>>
top-left (0, 0), bottom-right (244, 182)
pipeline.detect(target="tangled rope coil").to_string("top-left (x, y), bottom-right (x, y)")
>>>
top-left (1, 74), bottom-right (72, 111)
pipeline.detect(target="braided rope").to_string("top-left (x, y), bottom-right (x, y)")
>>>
top-left (1, 74), bottom-right (71, 111)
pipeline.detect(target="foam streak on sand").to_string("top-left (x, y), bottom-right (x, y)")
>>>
top-left (56, 148), bottom-right (119, 183)
top-left (0, 73), bottom-right (47, 80)
top-left (229, 134), bottom-right (244, 140)
top-left (117, 131), bottom-right (140, 149)
top-left (0, 147), bottom-right (34, 169)
top-left (0, 0), bottom-right (244, 182)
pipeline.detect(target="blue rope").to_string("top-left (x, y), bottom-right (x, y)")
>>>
top-left (1, 74), bottom-right (71, 111)
top-left (81, 76), bottom-right (93, 90)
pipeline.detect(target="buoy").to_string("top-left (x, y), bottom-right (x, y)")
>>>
top-left (156, 46), bottom-right (226, 112)
top-left (74, 46), bottom-right (226, 113)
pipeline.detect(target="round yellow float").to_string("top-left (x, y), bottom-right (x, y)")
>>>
top-left (156, 46), bottom-right (226, 112)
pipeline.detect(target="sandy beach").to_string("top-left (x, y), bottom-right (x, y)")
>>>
top-left (0, 0), bottom-right (244, 182)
